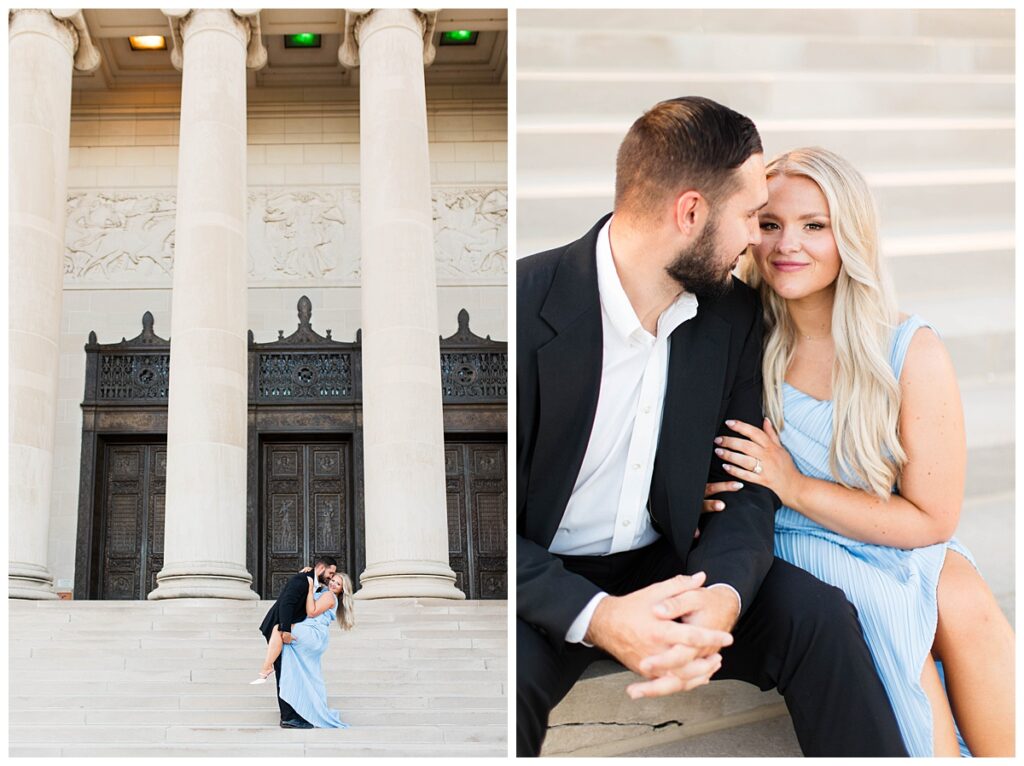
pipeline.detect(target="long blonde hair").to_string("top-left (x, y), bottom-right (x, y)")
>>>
top-left (334, 573), bottom-right (355, 631)
top-left (740, 147), bottom-right (906, 498)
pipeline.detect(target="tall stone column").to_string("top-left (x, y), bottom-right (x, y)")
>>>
top-left (149, 9), bottom-right (265, 600)
top-left (9, 9), bottom-right (99, 599)
top-left (340, 10), bottom-right (463, 599)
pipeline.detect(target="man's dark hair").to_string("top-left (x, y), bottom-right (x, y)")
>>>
top-left (314, 555), bottom-right (338, 569)
top-left (614, 96), bottom-right (762, 218)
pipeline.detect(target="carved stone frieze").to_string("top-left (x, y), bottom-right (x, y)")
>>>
top-left (64, 187), bottom-right (508, 286)
top-left (65, 191), bottom-right (177, 280)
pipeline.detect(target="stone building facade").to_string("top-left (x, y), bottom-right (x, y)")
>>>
top-left (10, 8), bottom-right (508, 603)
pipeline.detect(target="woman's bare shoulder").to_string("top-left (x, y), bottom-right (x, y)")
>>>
top-left (899, 322), bottom-right (957, 398)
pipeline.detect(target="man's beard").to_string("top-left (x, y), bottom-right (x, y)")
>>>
top-left (665, 214), bottom-right (736, 299)
top-left (318, 570), bottom-right (331, 585)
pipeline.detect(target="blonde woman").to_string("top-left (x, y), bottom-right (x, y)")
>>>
top-left (708, 147), bottom-right (1013, 756)
top-left (276, 572), bottom-right (355, 728)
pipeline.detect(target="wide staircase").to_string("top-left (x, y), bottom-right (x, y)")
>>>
top-left (517, 9), bottom-right (1014, 757)
top-left (9, 599), bottom-right (507, 757)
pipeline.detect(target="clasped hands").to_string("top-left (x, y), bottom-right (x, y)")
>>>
top-left (584, 572), bottom-right (738, 699)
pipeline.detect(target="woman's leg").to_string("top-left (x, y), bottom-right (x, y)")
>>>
top-left (921, 653), bottom-right (959, 756)
top-left (933, 549), bottom-right (1015, 756)
top-left (260, 626), bottom-right (283, 675)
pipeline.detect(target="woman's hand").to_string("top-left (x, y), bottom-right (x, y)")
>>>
top-left (694, 480), bottom-right (744, 539)
top-left (714, 418), bottom-right (803, 506)
top-left (702, 481), bottom-right (744, 514)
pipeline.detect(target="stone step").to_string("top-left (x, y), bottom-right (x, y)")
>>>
top-left (9, 723), bottom-right (507, 745)
top-left (516, 186), bottom-right (1012, 255)
top-left (542, 668), bottom-right (785, 756)
top-left (618, 712), bottom-right (800, 757)
top-left (519, 173), bottom-right (1013, 228)
top-left (9, 743), bottom-right (508, 757)
top-left (888, 249), bottom-right (1012, 302)
top-left (518, 9), bottom-right (1014, 39)
top-left (958, 375), bottom-right (1013, 448)
top-left (518, 29), bottom-right (1012, 75)
top-left (10, 679), bottom-right (505, 697)
top-left (8, 599), bottom-right (508, 756)
top-left (519, 75), bottom-right (1012, 121)
top-left (518, 122), bottom-right (1014, 183)
top-left (10, 707), bottom-right (507, 727)
top-left (11, 693), bottom-right (509, 711)
top-left (15, 653), bottom-right (503, 672)
top-left (19, 643), bottom-right (506, 660)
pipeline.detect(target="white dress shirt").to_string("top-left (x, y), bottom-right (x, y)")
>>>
top-left (551, 218), bottom-right (739, 643)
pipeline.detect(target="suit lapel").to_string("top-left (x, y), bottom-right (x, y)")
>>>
top-left (527, 217), bottom-right (608, 547)
top-left (650, 307), bottom-right (731, 545)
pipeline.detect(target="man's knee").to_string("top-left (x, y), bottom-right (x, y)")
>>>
top-left (790, 578), bottom-right (862, 647)
top-left (763, 565), bottom-right (862, 647)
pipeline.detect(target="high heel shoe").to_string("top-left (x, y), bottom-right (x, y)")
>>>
top-left (249, 669), bottom-right (274, 685)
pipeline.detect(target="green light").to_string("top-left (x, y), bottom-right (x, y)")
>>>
top-left (284, 33), bottom-right (321, 49)
top-left (440, 30), bottom-right (478, 46)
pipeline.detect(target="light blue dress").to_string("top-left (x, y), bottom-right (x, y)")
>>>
top-left (280, 589), bottom-right (349, 729)
top-left (773, 315), bottom-right (973, 757)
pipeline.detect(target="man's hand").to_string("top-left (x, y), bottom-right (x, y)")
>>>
top-left (584, 573), bottom-right (734, 699)
top-left (626, 583), bottom-right (741, 697)
top-left (281, 631), bottom-right (295, 644)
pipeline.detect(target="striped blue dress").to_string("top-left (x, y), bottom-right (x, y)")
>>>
top-left (280, 590), bottom-right (349, 729)
top-left (773, 315), bottom-right (973, 757)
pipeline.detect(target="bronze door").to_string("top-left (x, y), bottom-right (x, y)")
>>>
top-left (445, 440), bottom-right (507, 599)
top-left (98, 443), bottom-right (166, 599)
top-left (260, 440), bottom-right (352, 599)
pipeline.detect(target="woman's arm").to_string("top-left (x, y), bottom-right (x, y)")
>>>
top-left (305, 577), bottom-right (317, 617)
top-left (305, 578), bottom-right (337, 618)
top-left (716, 328), bottom-right (965, 548)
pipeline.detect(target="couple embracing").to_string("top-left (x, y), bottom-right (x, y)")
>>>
top-left (517, 97), bottom-right (1013, 757)
top-left (254, 556), bottom-right (355, 729)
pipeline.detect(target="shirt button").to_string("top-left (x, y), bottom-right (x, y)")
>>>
top-left (622, 519), bottom-right (631, 527)
top-left (642, 405), bottom-right (651, 414)
top-left (632, 463), bottom-right (641, 471)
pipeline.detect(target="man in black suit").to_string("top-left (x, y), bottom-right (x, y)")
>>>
top-left (259, 556), bottom-right (338, 729)
top-left (517, 97), bottom-right (908, 756)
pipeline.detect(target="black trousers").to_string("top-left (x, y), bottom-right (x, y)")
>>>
top-left (517, 539), bottom-right (908, 757)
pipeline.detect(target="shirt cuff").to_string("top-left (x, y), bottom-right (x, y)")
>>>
top-left (707, 582), bottom-right (742, 615)
top-left (565, 591), bottom-right (610, 646)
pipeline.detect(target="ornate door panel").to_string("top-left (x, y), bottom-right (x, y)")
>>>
top-left (260, 441), bottom-right (352, 599)
top-left (99, 443), bottom-right (165, 599)
top-left (445, 440), bottom-right (507, 599)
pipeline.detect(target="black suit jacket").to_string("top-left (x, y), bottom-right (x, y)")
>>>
top-left (517, 215), bottom-right (779, 649)
top-left (259, 570), bottom-right (314, 640)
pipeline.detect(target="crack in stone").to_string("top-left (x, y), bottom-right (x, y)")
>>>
top-left (551, 720), bottom-right (684, 731)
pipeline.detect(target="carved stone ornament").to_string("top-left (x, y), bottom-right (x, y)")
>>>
top-left (64, 187), bottom-right (507, 286)
top-left (339, 9), bottom-right (439, 69)
top-left (9, 9), bottom-right (101, 72)
top-left (162, 8), bottom-right (267, 71)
